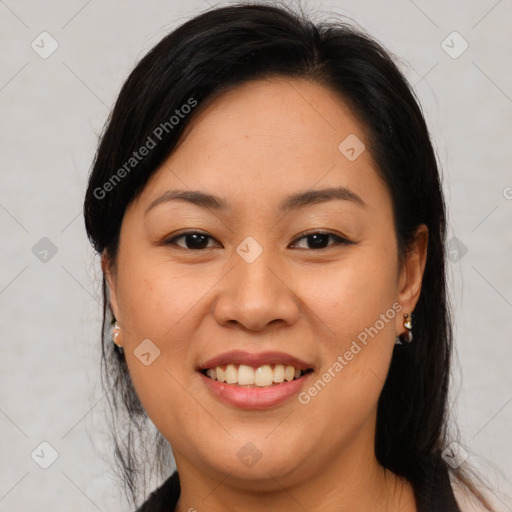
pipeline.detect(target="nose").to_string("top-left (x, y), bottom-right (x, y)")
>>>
top-left (212, 246), bottom-right (300, 332)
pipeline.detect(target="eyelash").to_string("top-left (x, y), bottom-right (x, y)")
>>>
top-left (164, 230), bottom-right (353, 251)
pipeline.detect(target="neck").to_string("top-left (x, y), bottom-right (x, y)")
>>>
top-left (173, 429), bottom-right (417, 512)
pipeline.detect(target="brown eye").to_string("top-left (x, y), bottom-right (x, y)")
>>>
top-left (291, 231), bottom-right (353, 250)
top-left (165, 232), bottom-right (218, 250)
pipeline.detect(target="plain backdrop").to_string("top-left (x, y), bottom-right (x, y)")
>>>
top-left (1, 0), bottom-right (511, 510)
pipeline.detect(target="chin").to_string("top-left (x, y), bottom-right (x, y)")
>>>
top-left (199, 441), bottom-right (310, 489)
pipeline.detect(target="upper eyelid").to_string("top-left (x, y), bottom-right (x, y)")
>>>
top-left (167, 231), bottom-right (219, 247)
top-left (290, 231), bottom-right (352, 248)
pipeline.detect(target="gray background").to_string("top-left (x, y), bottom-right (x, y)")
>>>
top-left (1, 0), bottom-right (511, 510)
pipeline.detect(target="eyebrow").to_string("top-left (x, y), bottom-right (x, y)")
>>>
top-left (145, 186), bottom-right (366, 215)
top-left (279, 186), bottom-right (366, 212)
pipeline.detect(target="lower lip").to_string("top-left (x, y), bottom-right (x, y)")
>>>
top-left (199, 371), bottom-right (313, 410)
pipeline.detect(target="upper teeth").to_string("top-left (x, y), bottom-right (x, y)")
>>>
top-left (205, 364), bottom-right (304, 387)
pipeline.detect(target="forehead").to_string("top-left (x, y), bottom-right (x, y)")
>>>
top-left (174, 76), bottom-right (365, 168)
top-left (132, 77), bottom-right (387, 214)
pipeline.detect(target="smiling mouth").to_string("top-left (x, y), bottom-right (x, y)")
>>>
top-left (201, 363), bottom-right (314, 387)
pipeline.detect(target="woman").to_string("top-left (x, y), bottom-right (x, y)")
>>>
top-left (84, 3), bottom-right (495, 511)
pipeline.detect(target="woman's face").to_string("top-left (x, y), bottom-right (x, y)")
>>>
top-left (105, 77), bottom-right (426, 491)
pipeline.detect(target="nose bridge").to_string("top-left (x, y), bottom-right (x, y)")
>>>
top-left (212, 237), bottom-right (299, 330)
top-left (236, 245), bottom-right (276, 296)
top-left (234, 238), bottom-right (282, 307)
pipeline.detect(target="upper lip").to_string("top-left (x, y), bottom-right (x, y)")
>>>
top-left (198, 350), bottom-right (314, 372)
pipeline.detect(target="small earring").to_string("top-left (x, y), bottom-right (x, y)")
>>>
top-left (111, 321), bottom-right (123, 349)
top-left (395, 313), bottom-right (413, 345)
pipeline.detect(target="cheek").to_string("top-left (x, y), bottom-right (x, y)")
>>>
top-left (301, 245), bottom-right (399, 343)
top-left (296, 244), bottom-right (399, 412)
top-left (115, 254), bottom-right (228, 432)
top-left (116, 255), bottom-right (215, 340)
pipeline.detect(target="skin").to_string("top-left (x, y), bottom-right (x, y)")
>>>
top-left (103, 77), bottom-right (428, 512)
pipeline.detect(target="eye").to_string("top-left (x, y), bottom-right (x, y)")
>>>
top-left (164, 231), bottom-right (220, 250)
top-left (163, 230), bottom-right (352, 251)
top-left (290, 231), bottom-right (353, 250)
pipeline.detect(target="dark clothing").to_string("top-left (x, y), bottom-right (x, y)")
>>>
top-left (136, 469), bottom-right (463, 512)
top-left (136, 471), bottom-right (180, 512)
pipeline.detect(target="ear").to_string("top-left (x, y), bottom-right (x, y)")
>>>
top-left (101, 250), bottom-right (120, 322)
top-left (396, 224), bottom-right (428, 335)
